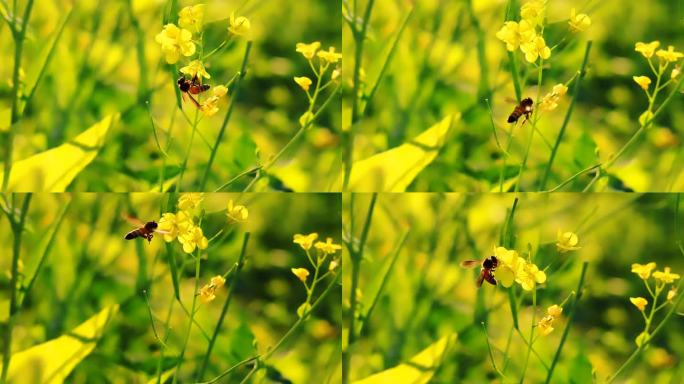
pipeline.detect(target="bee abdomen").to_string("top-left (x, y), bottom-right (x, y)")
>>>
top-left (125, 230), bottom-right (141, 240)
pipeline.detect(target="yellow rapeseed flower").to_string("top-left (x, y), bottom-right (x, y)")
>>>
top-left (520, 0), bottom-right (545, 26)
top-left (199, 85), bottom-right (228, 117)
top-left (667, 288), bottom-right (677, 301)
top-left (653, 267), bottom-right (681, 284)
top-left (199, 284), bottom-right (217, 303)
top-left (294, 233), bottom-right (318, 250)
top-left (315, 237), bottom-right (342, 255)
top-left (211, 275), bottom-right (226, 288)
top-left (294, 76), bottom-right (313, 92)
top-left (540, 84), bottom-right (569, 112)
top-left (537, 315), bottom-right (555, 336)
top-left (296, 41), bottom-right (321, 59)
top-left (630, 297), bottom-right (648, 311)
top-left (178, 193), bottom-right (204, 211)
top-left (656, 45), bottom-right (684, 63)
top-left (178, 225), bottom-right (209, 254)
top-left (495, 20), bottom-right (536, 52)
top-left (158, 211), bottom-right (192, 242)
top-left (568, 8), bottom-right (591, 32)
top-left (547, 304), bottom-right (563, 318)
top-left (493, 246), bottom-right (524, 288)
top-left (299, 111), bottom-right (314, 127)
top-left (226, 199), bottom-right (248, 223)
top-left (631, 262), bottom-right (656, 280)
top-left (317, 47), bottom-right (342, 64)
top-left (556, 229), bottom-right (580, 253)
top-left (329, 259), bottom-right (339, 272)
top-left (671, 66), bottom-right (681, 79)
top-left (228, 12), bottom-right (251, 36)
top-left (517, 262), bottom-right (547, 291)
top-left (178, 4), bottom-right (205, 31)
top-left (633, 76), bottom-right (651, 91)
top-left (291, 267), bottom-right (310, 282)
top-left (155, 24), bottom-right (196, 64)
top-left (180, 60), bottom-right (211, 81)
top-left (521, 36), bottom-right (551, 63)
top-left (635, 41), bottom-right (660, 59)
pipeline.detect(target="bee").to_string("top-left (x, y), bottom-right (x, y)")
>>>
top-left (177, 75), bottom-right (210, 108)
top-left (123, 215), bottom-right (168, 243)
top-left (460, 256), bottom-right (499, 287)
top-left (507, 97), bottom-right (534, 124)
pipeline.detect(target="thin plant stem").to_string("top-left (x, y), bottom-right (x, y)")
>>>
top-left (519, 287), bottom-right (537, 382)
top-left (172, 251), bottom-right (202, 384)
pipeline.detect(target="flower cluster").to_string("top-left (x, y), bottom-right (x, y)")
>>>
top-left (199, 275), bottom-right (226, 303)
top-left (291, 232), bottom-right (341, 317)
top-left (492, 246), bottom-right (546, 291)
top-left (632, 41), bottom-right (683, 125)
top-left (628, 262), bottom-right (680, 346)
top-left (293, 42), bottom-right (342, 127)
top-left (537, 304), bottom-right (563, 336)
top-left (155, 4), bottom-right (251, 117)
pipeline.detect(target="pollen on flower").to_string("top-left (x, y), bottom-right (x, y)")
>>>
top-left (315, 237), bottom-right (342, 255)
top-left (227, 199), bottom-right (248, 223)
top-left (630, 297), bottom-right (648, 311)
top-left (296, 41), bottom-right (321, 60)
top-left (631, 262), bottom-right (656, 280)
top-left (228, 12), bottom-right (251, 36)
top-left (633, 76), bottom-right (652, 91)
top-left (294, 76), bottom-right (313, 92)
top-left (294, 233), bottom-right (318, 250)
top-left (180, 60), bottom-right (211, 81)
top-left (291, 267), bottom-right (310, 283)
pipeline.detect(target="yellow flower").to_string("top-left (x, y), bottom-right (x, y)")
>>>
top-left (180, 60), bottom-right (211, 81)
top-left (199, 85), bottom-right (228, 117)
top-left (630, 297), bottom-right (648, 311)
top-left (178, 225), bottom-right (209, 254)
top-left (329, 259), bottom-right (339, 272)
top-left (633, 76), bottom-right (651, 91)
top-left (667, 288), bottom-right (677, 301)
top-left (294, 76), bottom-right (312, 92)
top-left (227, 199), bottom-right (248, 223)
top-left (158, 211), bottom-right (192, 242)
top-left (556, 229), bottom-right (580, 253)
top-left (315, 237), bottom-right (342, 255)
top-left (493, 246), bottom-right (525, 288)
top-left (537, 315), bottom-right (555, 336)
top-left (495, 20), bottom-right (536, 52)
top-left (540, 84), bottom-right (569, 112)
top-left (639, 110), bottom-right (654, 126)
top-left (155, 24), bottom-right (196, 64)
top-left (547, 304), bottom-right (563, 318)
top-left (656, 45), bottom-right (684, 63)
top-left (291, 267), bottom-right (310, 282)
top-left (210, 275), bottom-right (226, 288)
top-left (294, 233), bottom-right (318, 250)
top-left (568, 8), bottom-right (591, 32)
top-left (178, 4), bottom-right (205, 31)
top-left (631, 262), bottom-right (656, 280)
top-left (228, 12), bottom-right (251, 36)
top-left (199, 284), bottom-right (217, 303)
top-left (517, 262), bottom-right (547, 291)
top-left (520, 0), bottom-right (545, 26)
top-left (299, 111), bottom-right (315, 127)
top-left (178, 193), bottom-right (204, 210)
top-left (331, 68), bottom-right (341, 80)
top-left (635, 41), bottom-right (660, 59)
top-left (653, 267), bottom-right (681, 284)
top-left (317, 46), bottom-right (342, 64)
top-left (671, 66), bottom-right (681, 79)
top-left (521, 36), bottom-right (551, 63)
top-left (296, 41), bottom-right (321, 59)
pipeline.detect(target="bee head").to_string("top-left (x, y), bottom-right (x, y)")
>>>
top-left (483, 256), bottom-right (498, 269)
top-left (177, 77), bottom-right (190, 92)
top-left (145, 221), bottom-right (158, 230)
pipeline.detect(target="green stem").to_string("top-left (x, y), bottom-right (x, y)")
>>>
top-left (196, 233), bottom-right (250, 381)
top-left (1, 193), bottom-right (31, 384)
top-left (519, 288), bottom-right (537, 382)
top-left (539, 41), bottom-right (592, 190)
top-left (172, 251), bottom-right (201, 384)
top-left (199, 41), bottom-right (252, 190)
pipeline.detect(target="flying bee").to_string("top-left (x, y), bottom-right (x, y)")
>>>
top-left (177, 74), bottom-right (210, 108)
top-left (460, 256), bottom-right (499, 287)
top-left (507, 97), bottom-right (534, 124)
top-left (123, 215), bottom-right (169, 243)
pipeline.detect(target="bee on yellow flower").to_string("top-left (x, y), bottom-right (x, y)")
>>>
top-left (315, 237), bottom-right (342, 255)
top-left (556, 230), bottom-right (580, 253)
top-left (633, 76), bottom-right (652, 91)
top-left (630, 297), bottom-right (648, 311)
top-left (226, 199), bottom-right (248, 223)
top-left (631, 262), bottom-right (657, 280)
top-left (635, 41), bottom-right (660, 59)
top-left (155, 24), bottom-right (196, 64)
top-left (294, 76), bottom-right (313, 92)
top-left (296, 41), bottom-right (321, 60)
top-left (178, 193), bottom-right (204, 211)
top-left (228, 12), bottom-right (251, 37)
top-left (653, 267), bottom-right (681, 284)
top-left (291, 268), bottom-right (310, 283)
top-left (199, 86), bottom-right (228, 117)
top-left (568, 8), bottom-right (591, 32)
top-left (492, 246), bottom-right (525, 288)
top-left (294, 233), bottom-right (318, 250)
top-left (180, 60), bottom-right (211, 81)
top-left (178, 4), bottom-right (205, 32)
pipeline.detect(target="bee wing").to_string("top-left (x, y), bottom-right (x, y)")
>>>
top-left (460, 260), bottom-right (480, 269)
top-left (122, 214), bottom-right (145, 227)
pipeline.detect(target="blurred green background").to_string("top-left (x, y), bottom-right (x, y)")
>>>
top-left (0, 193), bottom-right (341, 383)
top-left (343, 0), bottom-right (684, 192)
top-left (344, 193), bottom-right (684, 383)
top-left (0, 0), bottom-right (341, 192)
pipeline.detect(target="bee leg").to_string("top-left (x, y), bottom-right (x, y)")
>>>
top-left (187, 94), bottom-right (201, 109)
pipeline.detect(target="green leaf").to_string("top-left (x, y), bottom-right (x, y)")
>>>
top-left (353, 334), bottom-right (457, 384)
top-left (568, 352), bottom-right (594, 384)
top-left (0, 114), bottom-right (117, 191)
top-left (572, 131), bottom-right (598, 171)
top-left (228, 321), bottom-right (256, 363)
top-left (0, 304), bottom-right (119, 384)
top-left (228, 131), bottom-right (258, 172)
top-left (337, 114), bottom-right (459, 191)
